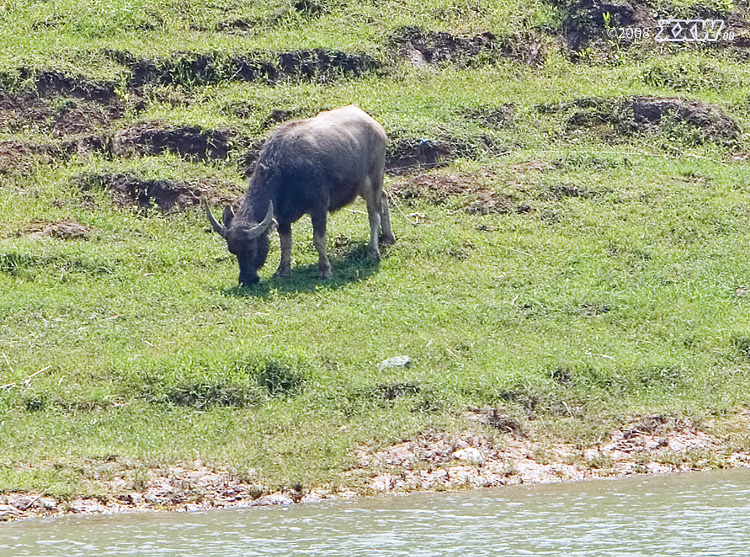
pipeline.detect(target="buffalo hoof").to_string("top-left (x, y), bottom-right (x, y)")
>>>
top-left (380, 233), bottom-right (396, 245)
top-left (318, 267), bottom-right (333, 280)
top-left (274, 266), bottom-right (291, 278)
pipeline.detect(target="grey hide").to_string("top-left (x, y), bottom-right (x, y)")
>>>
top-left (204, 105), bottom-right (395, 286)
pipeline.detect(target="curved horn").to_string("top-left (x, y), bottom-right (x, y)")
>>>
top-left (246, 201), bottom-right (275, 240)
top-left (202, 197), bottom-right (227, 238)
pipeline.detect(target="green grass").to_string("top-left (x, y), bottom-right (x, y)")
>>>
top-left (2, 0), bottom-right (750, 498)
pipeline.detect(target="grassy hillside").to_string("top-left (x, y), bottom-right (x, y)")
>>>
top-left (2, 0), bottom-right (750, 506)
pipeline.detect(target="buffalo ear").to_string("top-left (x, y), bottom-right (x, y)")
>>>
top-left (222, 205), bottom-right (235, 228)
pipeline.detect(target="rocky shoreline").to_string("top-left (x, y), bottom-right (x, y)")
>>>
top-left (2, 412), bottom-right (749, 521)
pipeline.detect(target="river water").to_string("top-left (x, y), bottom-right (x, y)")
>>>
top-left (2, 468), bottom-right (750, 556)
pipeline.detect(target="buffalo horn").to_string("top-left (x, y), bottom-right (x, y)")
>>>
top-left (202, 197), bottom-right (227, 238)
top-left (246, 201), bottom-right (275, 240)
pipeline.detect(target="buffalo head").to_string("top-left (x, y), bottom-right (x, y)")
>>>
top-left (203, 199), bottom-right (276, 286)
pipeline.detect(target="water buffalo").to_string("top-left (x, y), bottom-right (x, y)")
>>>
top-left (203, 105), bottom-right (395, 286)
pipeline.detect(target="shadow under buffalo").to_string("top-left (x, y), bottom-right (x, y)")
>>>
top-left (222, 243), bottom-right (382, 298)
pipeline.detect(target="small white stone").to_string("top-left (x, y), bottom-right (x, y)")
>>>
top-left (377, 356), bottom-right (411, 370)
top-left (253, 492), bottom-right (293, 506)
top-left (452, 448), bottom-right (485, 465)
top-left (0, 504), bottom-right (23, 518)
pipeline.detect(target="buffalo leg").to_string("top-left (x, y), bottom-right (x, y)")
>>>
top-left (275, 222), bottom-right (292, 277)
top-left (379, 190), bottom-right (396, 245)
top-left (311, 211), bottom-right (333, 279)
top-left (364, 188), bottom-right (383, 259)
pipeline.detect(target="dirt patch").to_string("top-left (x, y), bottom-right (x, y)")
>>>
top-left (277, 50), bottom-right (380, 81)
top-left (462, 104), bottom-right (516, 129)
top-left (0, 138), bottom-right (108, 176)
top-left (496, 33), bottom-right (546, 67)
top-left (112, 121), bottom-right (234, 161)
top-left (540, 96), bottom-right (741, 144)
top-left (1, 91), bottom-right (240, 168)
top-left (1, 85), bottom-right (124, 137)
top-left (626, 96), bottom-right (741, 141)
top-left (0, 89), bottom-right (52, 133)
top-left (390, 26), bottom-right (496, 66)
top-left (51, 100), bottom-right (123, 138)
top-left (18, 219), bottom-right (92, 240)
top-left (390, 171), bottom-right (491, 203)
top-left (390, 170), bottom-right (533, 215)
top-left (390, 26), bottom-right (545, 67)
top-left (464, 408), bottom-right (526, 436)
top-left (550, 0), bottom-right (750, 58)
top-left (0, 74), bottom-right (125, 174)
top-left (0, 140), bottom-right (57, 175)
top-left (125, 49), bottom-right (380, 89)
top-left (74, 171), bottom-right (241, 212)
top-left (466, 192), bottom-right (527, 215)
top-left (722, 12), bottom-right (750, 54)
top-left (261, 108), bottom-right (306, 129)
top-left (557, 0), bottom-right (655, 50)
top-left (386, 137), bottom-right (471, 174)
top-left (34, 69), bottom-right (118, 104)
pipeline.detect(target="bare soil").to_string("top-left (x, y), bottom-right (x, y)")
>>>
top-left (34, 69), bottom-right (118, 104)
top-left (0, 53), bottom-right (380, 176)
top-left (462, 104), bottom-right (516, 129)
top-left (74, 171), bottom-right (241, 213)
top-left (0, 140), bottom-right (59, 176)
top-left (558, 0), bottom-right (655, 51)
top-left (390, 26), bottom-right (496, 66)
top-left (112, 121), bottom-right (235, 161)
top-left (390, 170), bottom-right (534, 215)
top-left (0, 82), bottom-right (121, 175)
top-left (386, 137), bottom-right (475, 174)
top-left (17, 218), bottom-right (92, 240)
top-left (541, 95), bottom-right (741, 144)
top-left (1, 75), bottom-right (123, 136)
top-left (390, 26), bottom-right (544, 67)
top-left (123, 49), bottom-right (380, 88)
